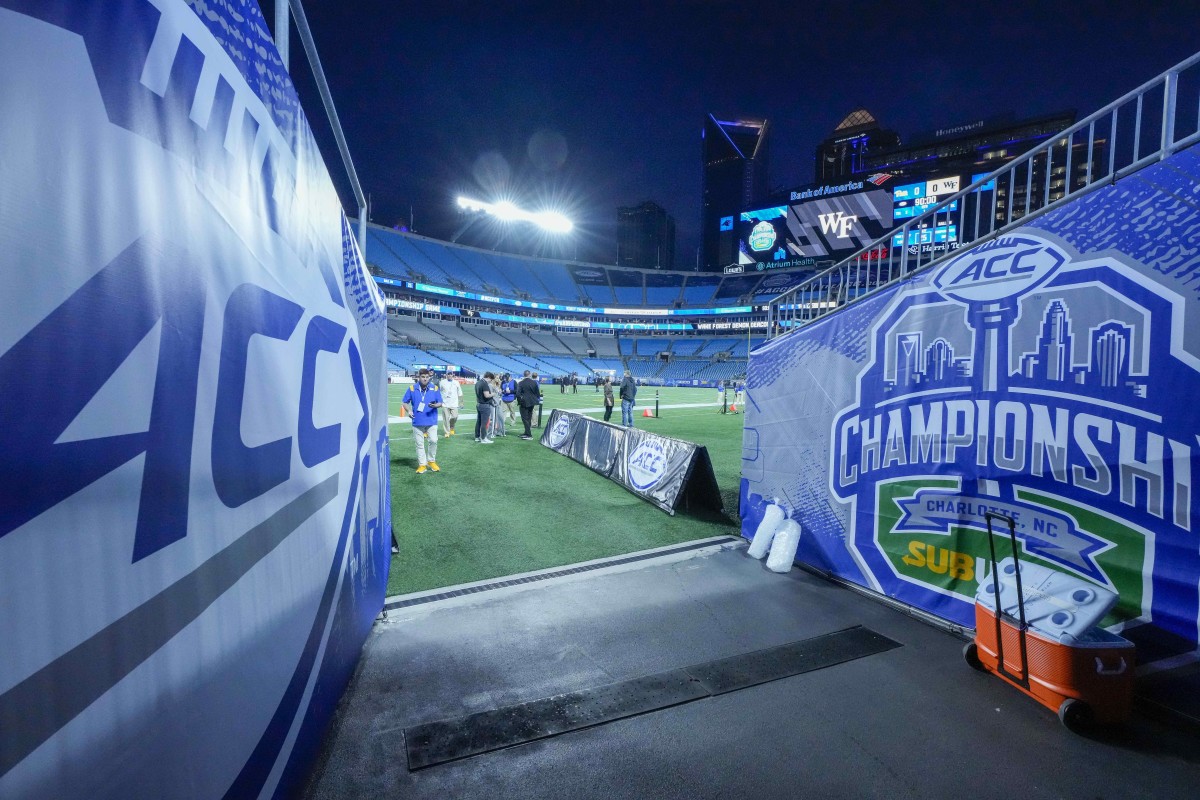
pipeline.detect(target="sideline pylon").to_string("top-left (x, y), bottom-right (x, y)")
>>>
top-left (642, 408), bottom-right (654, 418)
top-left (729, 404), bottom-right (738, 413)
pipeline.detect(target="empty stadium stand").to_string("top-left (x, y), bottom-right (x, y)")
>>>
top-left (366, 222), bottom-right (798, 384)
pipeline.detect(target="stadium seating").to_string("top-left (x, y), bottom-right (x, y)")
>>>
top-left (669, 338), bottom-right (706, 356)
top-left (589, 334), bottom-right (620, 357)
top-left (680, 276), bottom-right (720, 305)
top-left (370, 224), bottom-right (779, 385)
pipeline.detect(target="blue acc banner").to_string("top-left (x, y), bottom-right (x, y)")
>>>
top-left (743, 146), bottom-right (1200, 657)
top-left (0, 2), bottom-right (389, 799)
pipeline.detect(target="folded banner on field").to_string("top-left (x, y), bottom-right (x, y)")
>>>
top-left (539, 410), bottom-right (722, 515)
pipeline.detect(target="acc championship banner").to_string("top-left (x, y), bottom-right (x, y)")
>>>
top-left (0, 2), bottom-right (389, 799)
top-left (743, 145), bottom-right (1200, 656)
top-left (541, 410), bottom-right (722, 514)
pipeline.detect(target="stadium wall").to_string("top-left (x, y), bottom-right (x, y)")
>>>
top-left (742, 145), bottom-right (1200, 657)
top-left (0, 2), bottom-right (390, 798)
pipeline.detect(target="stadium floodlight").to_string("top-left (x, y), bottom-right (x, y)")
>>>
top-left (456, 195), bottom-right (573, 233)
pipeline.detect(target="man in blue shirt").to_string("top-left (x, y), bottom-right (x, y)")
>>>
top-left (500, 373), bottom-right (518, 427)
top-left (403, 368), bottom-right (443, 473)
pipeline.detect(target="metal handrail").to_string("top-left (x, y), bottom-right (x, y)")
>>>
top-left (767, 49), bottom-right (1200, 338)
top-left (275, 1), bottom-right (369, 258)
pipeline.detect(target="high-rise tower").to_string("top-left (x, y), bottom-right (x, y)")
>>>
top-left (701, 115), bottom-right (769, 271)
top-left (617, 201), bottom-right (676, 270)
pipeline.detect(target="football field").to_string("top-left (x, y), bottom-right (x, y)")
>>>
top-left (386, 383), bottom-right (747, 596)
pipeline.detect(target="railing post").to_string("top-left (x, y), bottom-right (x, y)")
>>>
top-left (357, 208), bottom-right (367, 262)
top-left (275, 0), bottom-right (289, 70)
top-left (1162, 71), bottom-right (1179, 158)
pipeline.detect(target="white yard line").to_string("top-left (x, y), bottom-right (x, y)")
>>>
top-left (388, 400), bottom-right (725, 424)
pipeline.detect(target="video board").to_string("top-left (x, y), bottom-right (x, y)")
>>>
top-left (735, 173), bottom-right (998, 269)
top-left (736, 180), bottom-right (895, 271)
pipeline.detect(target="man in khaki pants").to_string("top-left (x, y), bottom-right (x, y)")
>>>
top-left (438, 372), bottom-right (462, 436)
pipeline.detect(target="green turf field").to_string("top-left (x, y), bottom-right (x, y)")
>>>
top-left (386, 384), bottom-right (745, 596)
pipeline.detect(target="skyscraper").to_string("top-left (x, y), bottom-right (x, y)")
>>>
top-left (701, 115), bottom-right (769, 271)
top-left (925, 338), bottom-right (955, 383)
top-left (617, 201), bottom-right (676, 270)
top-left (895, 333), bottom-right (921, 388)
top-left (814, 108), bottom-right (900, 182)
top-left (1090, 322), bottom-right (1132, 388)
top-left (1037, 300), bottom-right (1073, 382)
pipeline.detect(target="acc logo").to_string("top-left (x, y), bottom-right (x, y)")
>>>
top-left (547, 415), bottom-right (573, 447)
top-left (749, 221), bottom-right (777, 252)
top-left (933, 234), bottom-right (1066, 304)
top-left (627, 439), bottom-right (667, 490)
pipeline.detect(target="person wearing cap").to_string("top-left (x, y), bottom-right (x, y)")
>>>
top-left (438, 372), bottom-right (462, 436)
top-left (403, 369), bottom-right (443, 473)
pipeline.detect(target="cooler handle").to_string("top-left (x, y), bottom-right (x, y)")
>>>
top-left (1095, 656), bottom-right (1127, 676)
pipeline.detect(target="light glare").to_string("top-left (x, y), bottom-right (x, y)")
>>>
top-left (457, 195), bottom-right (573, 234)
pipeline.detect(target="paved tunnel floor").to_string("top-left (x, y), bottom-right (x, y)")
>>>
top-left (303, 539), bottom-right (1200, 799)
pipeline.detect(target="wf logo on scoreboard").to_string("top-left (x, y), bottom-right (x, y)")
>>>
top-left (818, 211), bottom-right (859, 239)
top-left (828, 233), bottom-right (1200, 640)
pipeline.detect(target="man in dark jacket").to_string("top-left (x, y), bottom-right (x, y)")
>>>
top-left (516, 370), bottom-right (543, 439)
top-left (619, 370), bottom-right (637, 428)
top-left (474, 371), bottom-right (495, 443)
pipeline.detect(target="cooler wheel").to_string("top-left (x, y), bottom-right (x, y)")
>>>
top-left (962, 641), bottom-right (986, 672)
top-left (1057, 698), bottom-right (1094, 732)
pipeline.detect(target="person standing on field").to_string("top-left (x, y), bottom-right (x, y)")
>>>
top-left (438, 373), bottom-right (462, 436)
top-left (602, 376), bottom-right (615, 422)
top-left (500, 373), bottom-right (518, 427)
top-left (516, 370), bottom-right (541, 439)
top-left (619, 370), bottom-right (637, 428)
top-left (402, 368), bottom-right (442, 473)
top-left (475, 371), bottom-right (495, 443)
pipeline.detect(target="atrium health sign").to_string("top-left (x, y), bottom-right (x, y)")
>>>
top-left (0, 2), bottom-right (389, 799)
top-left (743, 153), bottom-right (1200, 657)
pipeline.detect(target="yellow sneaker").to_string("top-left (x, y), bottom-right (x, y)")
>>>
top-left (415, 464), bottom-right (428, 474)
top-left (428, 461), bottom-right (441, 472)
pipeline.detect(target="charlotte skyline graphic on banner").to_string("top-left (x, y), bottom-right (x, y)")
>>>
top-left (883, 296), bottom-right (1147, 402)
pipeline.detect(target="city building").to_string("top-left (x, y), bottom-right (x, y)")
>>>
top-left (617, 201), bottom-right (676, 270)
top-left (701, 114), bottom-right (769, 271)
top-left (813, 108), bottom-right (900, 183)
top-left (822, 109), bottom-right (1105, 229)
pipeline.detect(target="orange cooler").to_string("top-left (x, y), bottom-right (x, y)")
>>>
top-left (965, 513), bottom-right (1136, 730)
top-left (971, 602), bottom-right (1135, 726)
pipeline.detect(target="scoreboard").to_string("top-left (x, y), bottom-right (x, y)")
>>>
top-left (893, 176), bottom-right (961, 220)
top-left (734, 171), bottom-right (1000, 269)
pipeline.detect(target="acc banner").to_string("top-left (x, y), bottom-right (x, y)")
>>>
top-left (0, 2), bottom-right (389, 799)
top-left (742, 146), bottom-right (1200, 657)
top-left (541, 410), bottom-right (722, 515)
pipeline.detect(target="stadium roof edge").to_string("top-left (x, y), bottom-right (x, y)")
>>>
top-left (354, 219), bottom-right (818, 281)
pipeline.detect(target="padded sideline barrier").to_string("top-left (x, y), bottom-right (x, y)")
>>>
top-left (0, 2), bottom-right (389, 798)
top-left (741, 145), bottom-right (1200, 660)
top-left (540, 410), bottom-right (722, 515)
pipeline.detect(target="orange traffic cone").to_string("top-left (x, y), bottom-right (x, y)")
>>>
top-left (642, 408), bottom-right (653, 418)
top-left (729, 404), bottom-right (738, 413)
top-left (399, 405), bottom-right (407, 418)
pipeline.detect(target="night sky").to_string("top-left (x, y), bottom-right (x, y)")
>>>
top-left (283, 0), bottom-right (1200, 268)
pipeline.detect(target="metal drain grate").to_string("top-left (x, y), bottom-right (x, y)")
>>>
top-left (383, 537), bottom-right (741, 612)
